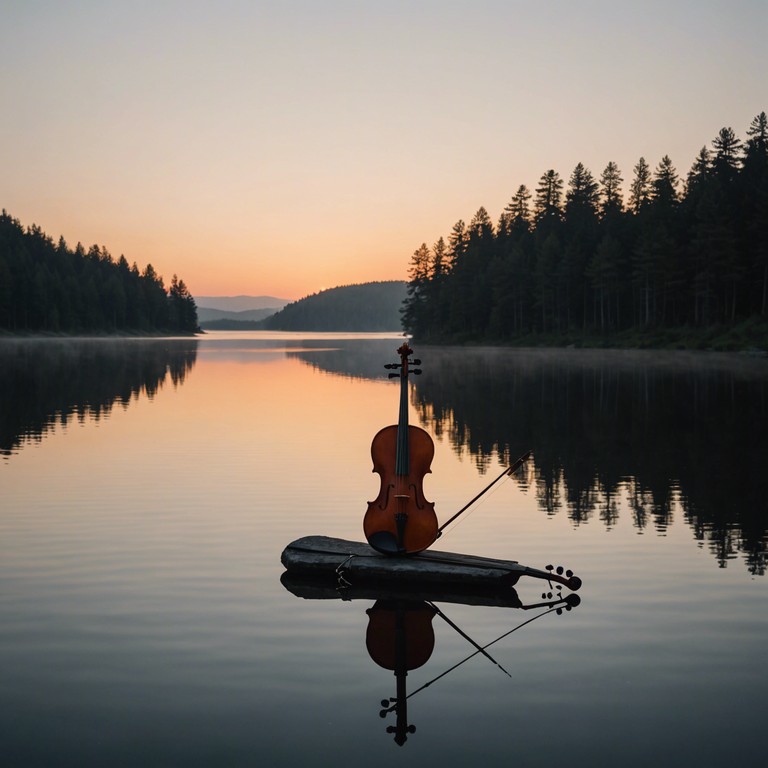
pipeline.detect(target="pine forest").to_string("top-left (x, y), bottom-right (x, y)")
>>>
top-left (402, 112), bottom-right (768, 348)
top-left (0, 211), bottom-right (199, 334)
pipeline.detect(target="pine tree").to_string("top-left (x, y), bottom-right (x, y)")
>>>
top-left (534, 170), bottom-right (564, 226)
top-left (563, 163), bottom-right (600, 328)
top-left (711, 126), bottom-right (742, 182)
top-left (629, 157), bottom-right (652, 213)
top-left (651, 155), bottom-right (679, 207)
top-left (599, 162), bottom-right (624, 218)
top-left (566, 163), bottom-right (599, 217)
top-left (708, 129), bottom-right (744, 320)
top-left (401, 243), bottom-right (432, 336)
top-left (742, 112), bottom-right (768, 314)
top-left (505, 184), bottom-right (532, 230)
top-left (685, 147), bottom-right (711, 196)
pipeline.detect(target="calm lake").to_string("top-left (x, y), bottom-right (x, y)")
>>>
top-left (1, 332), bottom-right (766, 767)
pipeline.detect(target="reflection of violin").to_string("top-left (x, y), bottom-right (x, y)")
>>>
top-left (366, 600), bottom-right (437, 746)
top-left (364, 343), bottom-right (439, 555)
top-left (364, 592), bottom-right (580, 747)
top-left (280, 569), bottom-right (582, 747)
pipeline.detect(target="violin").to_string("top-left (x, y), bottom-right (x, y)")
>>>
top-left (363, 343), bottom-right (438, 555)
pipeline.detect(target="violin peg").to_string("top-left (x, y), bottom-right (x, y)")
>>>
top-left (556, 608), bottom-right (563, 615)
top-left (566, 569), bottom-right (573, 578)
top-left (546, 564), bottom-right (553, 572)
top-left (556, 566), bottom-right (564, 575)
top-left (412, 359), bottom-right (421, 365)
top-left (412, 369), bottom-right (422, 375)
top-left (379, 710), bottom-right (388, 718)
top-left (381, 699), bottom-right (390, 707)
top-left (541, 593), bottom-right (546, 599)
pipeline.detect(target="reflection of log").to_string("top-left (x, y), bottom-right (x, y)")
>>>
top-left (281, 536), bottom-right (582, 591)
top-left (280, 571), bottom-right (528, 608)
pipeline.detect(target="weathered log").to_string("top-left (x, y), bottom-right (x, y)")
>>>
top-left (280, 536), bottom-right (582, 591)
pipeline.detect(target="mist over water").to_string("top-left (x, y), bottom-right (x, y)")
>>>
top-left (1, 333), bottom-right (766, 767)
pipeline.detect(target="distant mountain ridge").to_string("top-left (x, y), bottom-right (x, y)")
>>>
top-left (263, 281), bottom-right (406, 331)
top-left (194, 295), bottom-right (290, 312)
top-left (197, 307), bottom-right (280, 323)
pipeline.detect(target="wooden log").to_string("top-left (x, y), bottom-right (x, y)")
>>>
top-left (280, 536), bottom-right (582, 591)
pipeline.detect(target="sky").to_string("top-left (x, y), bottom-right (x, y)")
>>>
top-left (1, 0), bottom-right (766, 301)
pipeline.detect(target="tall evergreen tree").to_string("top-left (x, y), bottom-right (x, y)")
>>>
top-left (565, 163), bottom-right (600, 217)
top-left (709, 129), bottom-right (744, 320)
top-left (505, 184), bottom-right (533, 230)
top-left (599, 161), bottom-right (624, 218)
top-left (651, 155), bottom-right (679, 207)
top-left (401, 243), bottom-right (432, 336)
top-left (562, 163), bottom-right (600, 327)
top-left (742, 112), bottom-right (768, 314)
top-left (711, 126), bottom-right (742, 182)
top-left (629, 157), bottom-right (652, 213)
top-left (534, 170), bottom-right (564, 226)
top-left (685, 147), bottom-right (711, 196)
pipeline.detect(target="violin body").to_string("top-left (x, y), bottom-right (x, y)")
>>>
top-left (364, 424), bottom-right (438, 555)
top-left (366, 600), bottom-right (437, 672)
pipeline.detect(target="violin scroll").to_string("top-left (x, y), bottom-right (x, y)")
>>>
top-left (545, 564), bottom-right (582, 591)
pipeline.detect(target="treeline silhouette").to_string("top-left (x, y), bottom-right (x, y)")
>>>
top-left (0, 339), bottom-right (198, 456)
top-left (263, 281), bottom-right (407, 331)
top-left (0, 211), bottom-right (199, 334)
top-left (402, 112), bottom-right (768, 346)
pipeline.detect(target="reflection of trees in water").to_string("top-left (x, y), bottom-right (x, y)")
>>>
top-left (410, 348), bottom-right (768, 576)
top-left (0, 339), bottom-right (198, 456)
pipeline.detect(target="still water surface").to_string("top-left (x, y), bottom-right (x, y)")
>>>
top-left (1, 333), bottom-right (766, 767)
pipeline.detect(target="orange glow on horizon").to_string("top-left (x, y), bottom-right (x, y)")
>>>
top-left (2, 3), bottom-right (765, 301)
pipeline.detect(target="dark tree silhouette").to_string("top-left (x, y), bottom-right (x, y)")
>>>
top-left (402, 112), bottom-right (768, 347)
top-left (0, 212), bottom-right (199, 334)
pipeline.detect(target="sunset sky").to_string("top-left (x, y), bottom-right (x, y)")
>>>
top-left (2, 0), bottom-right (766, 301)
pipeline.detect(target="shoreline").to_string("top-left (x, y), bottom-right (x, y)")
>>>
top-left (0, 329), bottom-right (203, 339)
top-left (411, 319), bottom-right (768, 355)
top-left (2, 324), bottom-right (766, 355)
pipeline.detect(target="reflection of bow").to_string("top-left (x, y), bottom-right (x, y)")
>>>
top-left (428, 602), bottom-right (511, 677)
top-left (380, 592), bottom-right (579, 718)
